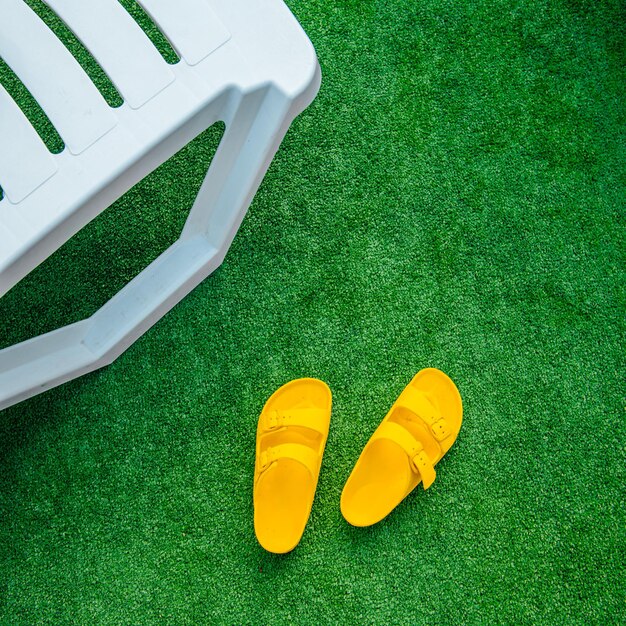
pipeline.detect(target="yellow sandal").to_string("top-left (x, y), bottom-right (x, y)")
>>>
top-left (341, 368), bottom-right (462, 527)
top-left (254, 378), bottom-right (332, 553)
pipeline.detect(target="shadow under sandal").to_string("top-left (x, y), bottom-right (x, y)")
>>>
top-left (340, 368), bottom-right (463, 527)
top-left (254, 378), bottom-right (332, 553)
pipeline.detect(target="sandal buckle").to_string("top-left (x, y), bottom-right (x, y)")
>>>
top-left (409, 448), bottom-right (425, 474)
top-left (410, 449), bottom-right (436, 489)
top-left (408, 441), bottom-right (424, 473)
top-left (431, 418), bottom-right (451, 441)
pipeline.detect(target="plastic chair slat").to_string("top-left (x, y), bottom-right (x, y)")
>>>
top-left (137, 0), bottom-right (231, 65)
top-left (44, 0), bottom-right (175, 109)
top-left (0, 85), bottom-right (57, 204)
top-left (0, 0), bottom-right (116, 154)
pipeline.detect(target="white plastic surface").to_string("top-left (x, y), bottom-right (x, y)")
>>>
top-left (45, 0), bottom-right (175, 108)
top-left (0, 0), bottom-right (321, 410)
top-left (137, 0), bottom-right (231, 65)
top-left (0, 0), bottom-right (117, 154)
top-left (0, 84), bottom-right (57, 203)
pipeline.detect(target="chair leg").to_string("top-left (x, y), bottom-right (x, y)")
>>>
top-left (0, 84), bottom-right (307, 411)
top-left (182, 85), bottom-right (296, 253)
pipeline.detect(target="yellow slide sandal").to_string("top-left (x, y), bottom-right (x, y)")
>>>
top-left (341, 368), bottom-right (462, 527)
top-left (254, 378), bottom-right (332, 553)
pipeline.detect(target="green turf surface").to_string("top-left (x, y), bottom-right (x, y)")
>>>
top-left (1, 0), bottom-right (624, 623)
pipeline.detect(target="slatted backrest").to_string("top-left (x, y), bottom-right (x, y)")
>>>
top-left (45, 0), bottom-right (175, 109)
top-left (137, 0), bottom-right (231, 65)
top-left (0, 0), bottom-right (117, 156)
top-left (0, 84), bottom-right (57, 203)
top-left (0, 0), bottom-right (232, 205)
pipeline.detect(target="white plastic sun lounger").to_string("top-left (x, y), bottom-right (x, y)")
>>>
top-left (0, 0), bottom-right (320, 410)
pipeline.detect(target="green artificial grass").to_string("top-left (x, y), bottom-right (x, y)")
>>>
top-left (1, 0), bottom-right (624, 623)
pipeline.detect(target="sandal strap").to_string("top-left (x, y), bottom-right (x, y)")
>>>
top-left (371, 422), bottom-right (436, 489)
top-left (397, 386), bottom-right (454, 443)
top-left (260, 408), bottom-right (327, 435)
top-left (257, 443), bottom-right (319, 478)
